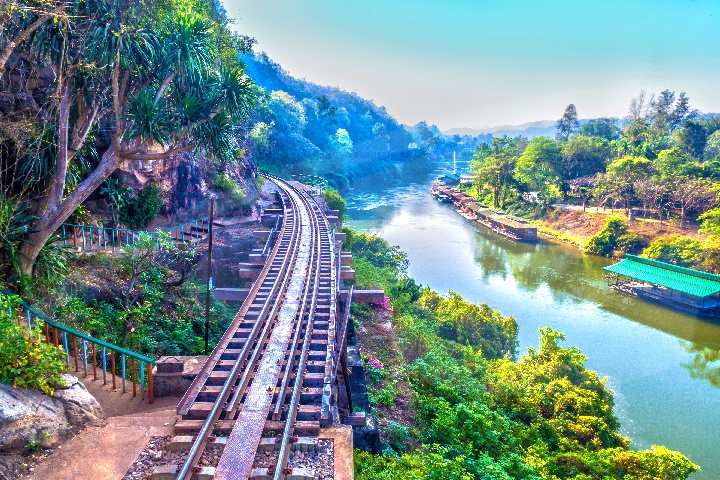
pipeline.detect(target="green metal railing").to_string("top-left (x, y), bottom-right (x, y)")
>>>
top-left (1, 288), bottom-right (155, 402)
top-left (61, 216), bottom-right (211, 252)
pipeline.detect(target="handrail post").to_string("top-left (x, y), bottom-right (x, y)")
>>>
top-left (121, 354), bottom-right (127, 393)
top-left (102, 347), bottom-right (107, 385)
top-left (92, 343), bottom-right (97, 381)
top-left (111, 350), bottom-right (116, 390)
top-left (147, 362), bottom-right (154, 404)
top-left (73, 226), bottom-right (77, 248)
top-left (83, 340), bottom-right (88, 376)
top-left (140, 365), bottom-right (145, 400)
top-left (132, 357), bottom-right (137, 397)
top-left (73, 336), bottom-right (79, 372)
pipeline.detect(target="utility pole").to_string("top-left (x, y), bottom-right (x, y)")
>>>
top-left (204, 196), bottom-right (215, 354)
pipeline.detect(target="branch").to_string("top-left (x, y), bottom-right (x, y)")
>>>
top-left (123, 144), bottom-right (192, 160)
top-left (45, 80), bottom-right (72, 213)
top-left (153, 72), bottom-right (175, 106)
top-left (0, 4), bottom-right (68, 75)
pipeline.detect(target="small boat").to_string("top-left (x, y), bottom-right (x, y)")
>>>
top-left (438, 193), bottom-right (452, 203)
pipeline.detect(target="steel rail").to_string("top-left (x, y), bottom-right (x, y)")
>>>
top-left (176, 191), bottom-right (292, 415)
top-left (266, 175), bottom-right (328, 480)
top-left (175, 185), bottom-right (304, 480)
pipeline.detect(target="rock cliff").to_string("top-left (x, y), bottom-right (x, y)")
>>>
top-left (0, 375), bottom-right (106, 479)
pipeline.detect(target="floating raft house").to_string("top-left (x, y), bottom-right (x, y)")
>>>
top-left (433, 184), bottom-right (538, 241)
top-left (603, 254), bottom-right (720, 316)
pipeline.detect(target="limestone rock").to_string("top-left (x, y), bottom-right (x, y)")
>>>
top-left (0, 374), bottom-right (106, 452)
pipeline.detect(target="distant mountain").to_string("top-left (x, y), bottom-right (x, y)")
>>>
top-left (444, 120), bottom-right (557, 139)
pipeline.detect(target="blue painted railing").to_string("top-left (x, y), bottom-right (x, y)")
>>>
top-left (61, 216), bottom-right (210, 252)
top-left (1, 288), bottom-right (155, 402)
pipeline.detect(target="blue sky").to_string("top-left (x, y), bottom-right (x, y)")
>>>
top-left (224, 0), bottom-right (720, 131)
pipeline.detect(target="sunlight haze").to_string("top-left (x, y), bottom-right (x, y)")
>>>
top-left (225, 0), bottom-right (720, 130)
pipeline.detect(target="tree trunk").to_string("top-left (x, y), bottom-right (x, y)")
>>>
top-left (20, 145), bottom-right (119, 275)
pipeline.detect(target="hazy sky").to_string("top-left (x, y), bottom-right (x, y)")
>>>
top-left (224, 0), bottom-right (720, 131)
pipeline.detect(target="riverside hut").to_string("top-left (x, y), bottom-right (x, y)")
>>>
top-left (603, 254), bottom-right (720, 317)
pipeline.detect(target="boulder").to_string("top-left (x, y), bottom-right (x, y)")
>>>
top-left (0, 375), bottom-right (106, 452)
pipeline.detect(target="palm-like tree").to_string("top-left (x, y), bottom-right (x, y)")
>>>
top-left (13, 0), bottom-right (255, 275)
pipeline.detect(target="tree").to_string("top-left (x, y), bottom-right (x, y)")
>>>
top-left (515, 137), bottom-right (562, 204)
top-left (704, 130), bottom-right (720, 160)
top-left (605, 156), bottom-right (652, 214)
top-left (15, 0), bottom-right (255, 275)
top-left (628, 90), bottom-right (653, 121)
top-left (654, 148), bottom-right (697, 180)
top-left (561, 134), bottom-right (611, 179)
top-left (471, 137), bottom-right (518, 208)
top-left (676, 120), bottom-right (707, 160)
top-left (556, 104), bottom-right (580, 142)
top-left (651, 90), bottom-right (690, 133)
top-left (0, 0), bottom-right (67, 75)
top-left (699, 208), bottom-right (720, 237)
top-left (579, 117), bottom-right (621, 141)
top-left (634, 177), bottom-right (669, 221)
top-left (668, 177), bottom-right (718, 226)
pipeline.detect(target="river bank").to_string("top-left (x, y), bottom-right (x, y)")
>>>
top-left (345, 170), bottom-right (720, 479)
top-left (531, 206), bottom-right (707, 254)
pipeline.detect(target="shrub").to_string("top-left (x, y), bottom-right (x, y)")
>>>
top-left (323, 187), bottom-right (346, 218)
top-left (585, 217), bottom-right (640, 256)
top-left (0, 296), bottom-right (66, 395)
top-left (0, 196), bottom-right (36, 286)
top-left (119, 183), bottom-right (162, 229)
top-left (212, 172), bottom-right (246, 201)
top-left (642, 236), bottom-right (704, 268)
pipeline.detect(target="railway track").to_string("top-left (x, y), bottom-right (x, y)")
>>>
top-left (171, 175), bottom-right (337, 480)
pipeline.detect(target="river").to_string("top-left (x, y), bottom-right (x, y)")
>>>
top-left (344, 164), bottom-right (720, 479)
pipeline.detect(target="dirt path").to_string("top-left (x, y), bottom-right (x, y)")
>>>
top-left (23, 375), bottom-right (181, 480)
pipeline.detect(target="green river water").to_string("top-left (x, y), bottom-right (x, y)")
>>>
top-left (344, 164), bottom-right (720, 478)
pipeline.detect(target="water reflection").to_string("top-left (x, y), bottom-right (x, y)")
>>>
top-left (683, 342), bottom-right (720, 388)
top-left (345, 163), bottom-right (720, 478)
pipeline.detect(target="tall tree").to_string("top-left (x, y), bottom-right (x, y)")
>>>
top-left (515, 137), bottom-right (562, 204)
top-left (605, 155), bottom-right (652, 214)
top-left (555, 104), bottom-right (580, 142)
top-left (561, 134), bottom-right (611, 179)
top-left (14, 0), bottom-right (255, 275)
top-left (0, 0), bottom-right (67, 75)
top-left (579, 117), bottom-right (621, 141)
top-left (472, 137), bottom-right (518, 208)
top-left (677, 120), bottom-right (707, 160)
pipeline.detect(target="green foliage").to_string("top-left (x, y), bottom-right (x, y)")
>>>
top-left (699, 207), bottom-right (720, 237)
top-left (119, 184), bottom-right (163, 229)
top-left (556, 104), bottom-right (580, 142)
top-left (561, 134), bottom-right (612, 179)
top-left (212, 172), bottom-right (246, 201)
top-left (101, 178), bottom-right (130, 226)
top-left (346, 227), bottom-right (697, 479)
top-left (0, 296), bottom-right (66, 395)
top-left (0, 196), bottom-right (35, 286)
top-left (516, 137), bottom-right (562, 204)
top-left (585, 217), bottom-right (640, 256)
top-left (343, 228), bottom-right (408, 272)
top-left (53, 237), bottom-right (230, 358)
top-left (642, 236), bottom-right (704, 267)
top-left (421, 290), bottom-right (518, 359)
top-left (471, 137), bottom-right (519, 208)
top-left (0, 196), bottom-right (70, 290)
top-left (323, 188), bottom-right (346, 218)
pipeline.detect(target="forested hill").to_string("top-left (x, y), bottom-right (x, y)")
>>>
top-left (240, 52), bottom-right (462, 189)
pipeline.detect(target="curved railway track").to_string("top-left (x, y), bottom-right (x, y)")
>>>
top-left (173, 174), bottom-right (337, 480)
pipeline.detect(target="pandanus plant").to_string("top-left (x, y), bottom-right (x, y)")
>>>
top-left (6, 0), bottom-right (255, 275)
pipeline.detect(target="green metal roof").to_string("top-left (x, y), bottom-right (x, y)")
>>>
top-left (603, 254), bottom-right (720, 298)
